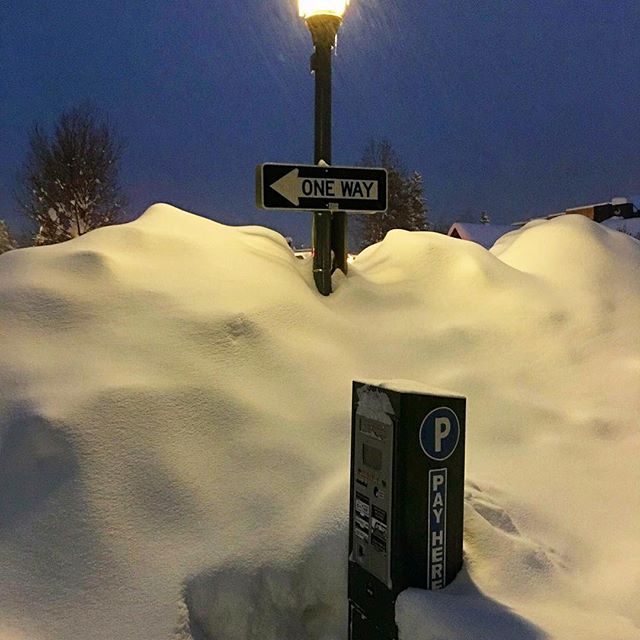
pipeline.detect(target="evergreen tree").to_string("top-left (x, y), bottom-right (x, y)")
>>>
top-left (354, 140), bottom-right (429, 250)
top-left (0, 220), bottom-right (14, 255)
top-left (14, 104), bottom-right (126, 245)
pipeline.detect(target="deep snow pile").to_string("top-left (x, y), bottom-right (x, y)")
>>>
top-left (0, 206), bottom-right (639, 640)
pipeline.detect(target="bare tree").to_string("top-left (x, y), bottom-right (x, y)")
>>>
top-left (15, 104), bottom-right (126, 245)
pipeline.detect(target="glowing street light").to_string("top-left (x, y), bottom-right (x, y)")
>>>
top-left (299, 0), bottom-right (350, 295)
top-left (298, 0), bottom-right (349, 19)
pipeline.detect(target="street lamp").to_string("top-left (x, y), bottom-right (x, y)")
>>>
top-left (299, 0), bottom-right (349, 295)
top-left (299, 0), bottom-right (349, 18)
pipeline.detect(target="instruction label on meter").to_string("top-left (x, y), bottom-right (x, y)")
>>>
top-left (354, 493), bottom-right (371, 541)
top-left (427, 468), bottom-right (447, 589)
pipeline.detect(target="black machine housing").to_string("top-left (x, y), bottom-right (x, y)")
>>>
top-left (348, 380), bottom-right (466, 639)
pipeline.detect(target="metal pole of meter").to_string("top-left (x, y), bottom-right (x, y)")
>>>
top-left (303, 8), bottom-right (348, 295)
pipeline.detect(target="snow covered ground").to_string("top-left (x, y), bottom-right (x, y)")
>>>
top-left (0, 205), bottom-right (639, 640)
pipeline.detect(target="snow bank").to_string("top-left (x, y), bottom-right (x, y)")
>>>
top-left (0, 206), bottom-right (639, 640)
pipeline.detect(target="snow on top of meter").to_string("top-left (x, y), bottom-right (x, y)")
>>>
top-left (360, 378), bottom-right (465, 399)
top-left (0, 204), bottom-right (639, 640)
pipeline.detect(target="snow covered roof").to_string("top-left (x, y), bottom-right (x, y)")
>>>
top-left (447, 222), bottom-right (515, 248)
top-left (565, 202), bottom-right (610, 212)
top-left (602, 216), bottom-right (640, 237)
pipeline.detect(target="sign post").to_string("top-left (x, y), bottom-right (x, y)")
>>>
top-left (258, 3), bottom-right (387, 295)
top-left (348, 381), bottom-right (466, 639)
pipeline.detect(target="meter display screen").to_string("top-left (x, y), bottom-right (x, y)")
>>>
top-left (362, 442), bottom-right (382, 470)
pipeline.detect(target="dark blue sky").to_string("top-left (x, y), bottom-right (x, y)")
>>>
top-left (1, 1), bottom-right (639, 245)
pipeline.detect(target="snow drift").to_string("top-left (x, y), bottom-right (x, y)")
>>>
top-left (0, 205), bottom-right (638, 640)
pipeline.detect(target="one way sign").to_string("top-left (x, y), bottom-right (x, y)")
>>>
top-left (256, 163), bottom-right (388, 213)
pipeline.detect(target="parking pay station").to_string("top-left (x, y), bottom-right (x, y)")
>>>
top-left (348, 381), bottom-right (466, 640)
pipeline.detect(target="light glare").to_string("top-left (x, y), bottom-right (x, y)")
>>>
top-left (298, 0), bottom-right (349, 19)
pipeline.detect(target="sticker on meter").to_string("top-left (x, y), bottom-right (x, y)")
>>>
top-left (419, 407), bottom-right (460, 461)
top-left (355, 493), bottom-right (370, 518)
top-left (354, 492), bottom-right (371, 541)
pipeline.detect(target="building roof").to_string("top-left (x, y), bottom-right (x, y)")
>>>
top-left (447, 222), bottom-right (514, 249)
top-left (602, 216), bottom-right (640, 236)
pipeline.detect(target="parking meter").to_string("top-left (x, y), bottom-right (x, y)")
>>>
top-left (348, 380), bottom-right (466, 639)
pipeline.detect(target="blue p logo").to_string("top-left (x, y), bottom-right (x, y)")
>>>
top-left (419, 407), bottom-right (460, 461)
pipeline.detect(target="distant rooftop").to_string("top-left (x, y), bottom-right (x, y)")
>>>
top-left (513, 196), bottom-right (639, 227)
top-left (447, 222), bottom-right (514, 249)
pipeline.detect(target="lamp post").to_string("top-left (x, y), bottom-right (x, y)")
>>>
top-left (299, 0), bottom-right (349, 296)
